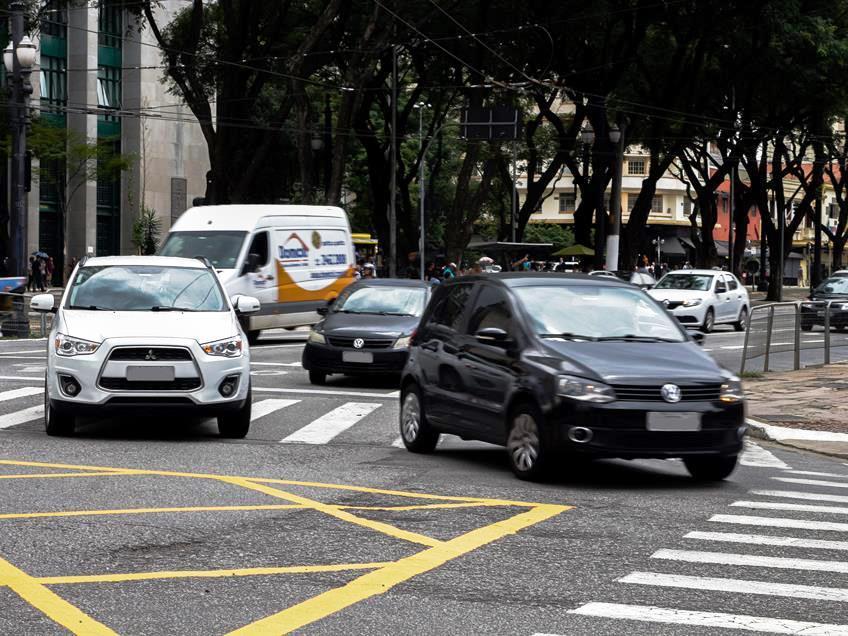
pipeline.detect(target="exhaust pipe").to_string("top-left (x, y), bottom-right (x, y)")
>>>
top-left (567, 426), bottom-right (593, 444)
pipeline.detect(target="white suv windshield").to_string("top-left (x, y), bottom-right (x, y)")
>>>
top-left (655, 273), bottom-right (714, 291)
top-left (514, 284), bottom-right (686, 342)
top-left (67, 265), bottom-right (227, 312)
top-left (334, 286), bottom-right (426, 316)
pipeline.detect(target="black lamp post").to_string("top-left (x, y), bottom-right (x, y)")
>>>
top-left (4, 7), bottom-right (36, 277)
top-left (580, 122), bottom-right (595, 268)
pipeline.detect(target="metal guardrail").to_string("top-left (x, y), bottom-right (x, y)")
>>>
top-left (740, 300), bottom-right (848, 374)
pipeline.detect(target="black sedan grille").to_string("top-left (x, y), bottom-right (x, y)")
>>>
top-left (99, 377), bottom-right (202, 391)
top-left (108, 347), bottom-right (193, 361)
top-left (326, 336), bottom-right (394, 349)
top-left (610, 383), bottom-right (722, 402)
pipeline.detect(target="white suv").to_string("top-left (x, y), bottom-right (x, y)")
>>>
top-left (648, 269), bottom-right (749, 332)
top-left (31, 256), bottom-right (260, 438)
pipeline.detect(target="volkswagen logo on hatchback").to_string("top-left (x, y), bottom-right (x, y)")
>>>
top-left (661, 383), bottom-right (682, 403)
top-left (353, 338), bottom-right (365, 349)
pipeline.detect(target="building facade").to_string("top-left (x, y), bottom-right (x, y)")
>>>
top-left (26, 0), bottom-right (209, 279)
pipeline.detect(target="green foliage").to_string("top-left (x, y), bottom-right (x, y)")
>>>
top-left (131, 207), bottom-right (161, 256)
top-left (523, 223), bottom-right (575, 252)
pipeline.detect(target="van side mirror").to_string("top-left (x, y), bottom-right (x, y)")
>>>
top-left (241, 253), bottom-right (260, 276)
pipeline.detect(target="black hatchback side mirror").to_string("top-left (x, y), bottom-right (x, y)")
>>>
top-left (691, 331), bottom-right (705, 346)
top-left (475, 327), bottom-right (511, 346)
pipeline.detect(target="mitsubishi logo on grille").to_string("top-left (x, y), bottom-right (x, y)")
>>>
top-left (144, 349), bottom-right (157, 361)
top-left (353, 338), bottom-right (365, 349)
top-left (661, 383), bottom-right (682, 403)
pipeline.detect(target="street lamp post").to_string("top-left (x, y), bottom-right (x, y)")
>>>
top-left (413, 102), bottom-right (430, 280)
top-left (4, 5), bottom-right (36, 277)
top-left (606, 121), bottom-right (624, 272)
top-left (652, 237), bottom-right (665, 269)
top-left (580, 122), bottom-right (595, 268)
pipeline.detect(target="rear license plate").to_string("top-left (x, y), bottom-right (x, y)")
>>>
top-left (342, 351), bottom-right (373, 364)
top-left (646, 412), bottom-right (702, 432)
top-left (126, 365), bottom-right (175, 382)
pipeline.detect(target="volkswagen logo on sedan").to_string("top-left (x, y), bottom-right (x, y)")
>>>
top-left (353, 338), bottom-right (365, 349)
top-left (661, 383), bottom-right (682, 403)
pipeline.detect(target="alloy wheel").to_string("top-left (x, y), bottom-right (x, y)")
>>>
top-left (401, 392), bottom-right (421, 442)
top-left (508, 413), bottom-right (540, 472)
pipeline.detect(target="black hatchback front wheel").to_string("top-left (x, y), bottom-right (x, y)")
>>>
top-left (507, 403), bottom-right (549, 481)
top-left (400, 385), bottom-right (438, 453)
top-left (683, 454), bottom-right (738, 481)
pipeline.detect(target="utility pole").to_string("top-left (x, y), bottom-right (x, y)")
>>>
top-left (728, 88), bottom-right (736, 275)
top-left (605, 121), bottom-right (624, 272)
top-left (511, 140), bottom-right (517, 242)
top-left (813, 182), bottom-right (823, 291)
top-left (8, 0), bottom-right (26, 277)
top-left (323, 93), bottom-right (332, 200)
top-left (388, 44), bottom-right (398, 278)
top-left (414, 102), bottom-right (428, 280)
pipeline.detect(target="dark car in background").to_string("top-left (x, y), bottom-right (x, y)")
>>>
top-left (399, 273), bottom-right (745, 481)
top-left (302, 279), bottom-right (430, 384)
top-left (801, 276), bottom-right (848, 331)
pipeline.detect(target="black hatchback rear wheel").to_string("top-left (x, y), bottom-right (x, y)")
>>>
top-left (507, 403), bottom-right (549, 481)
top-left (683, 454), bottom-right (738, 481)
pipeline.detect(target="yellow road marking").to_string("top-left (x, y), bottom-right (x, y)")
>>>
top-left (218, 477), bottom-right (443, 548)
top-left (0, 554), bottom-right (116, 635)
top-left (227, 503), bottom-right (570, 635)
top-left (35, 562), bottom-right (391, 585)
top-left (0, 504), bottom-right (303, 521)
top-left (0, 471), bottom-right (128, 480)
top-left (339, 501), bottom-right (511, 512)
top-left (0, 459), bottom-right (543, 506)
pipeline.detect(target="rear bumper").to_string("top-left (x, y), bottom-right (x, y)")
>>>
top-left (302, 342), bottom-right (408, 374)
top-left (548, 400), bottom-right (746, 458)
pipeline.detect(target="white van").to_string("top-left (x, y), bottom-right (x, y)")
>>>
top-left (160, 205), bottom-right (356, 342)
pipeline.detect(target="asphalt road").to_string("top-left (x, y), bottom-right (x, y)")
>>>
top-left (1, 332), bottom-right (848, 634)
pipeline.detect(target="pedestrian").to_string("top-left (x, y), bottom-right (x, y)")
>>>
top-left (32, 257), bottom-right (43, 292)
top-left (27, 256), bottom-right (35, 291)
top-left (362, 262), bottom-right (376, 279)
top-left (637, 255), bottom-right (650, 274)
top-left (37, 257), bottom-right (47, 291)
top-left (442, 262), bottom-right (457, 280)
top-left (46, 256), bottom-right (55, 288)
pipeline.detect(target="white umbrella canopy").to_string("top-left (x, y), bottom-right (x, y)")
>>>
top-left (478, 256), bottom-right (494, 265)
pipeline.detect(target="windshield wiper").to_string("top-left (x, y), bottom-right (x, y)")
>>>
top-left (150, 306), bottom-right (199, 312)
top-left (68, 305), bottom-right (111, 311)
top-left (595, 335), bottom-right (679, 342)
top-left (378, 311), bottom-right (415, 316)
top-left (539, 332), bottom-right (597, 341)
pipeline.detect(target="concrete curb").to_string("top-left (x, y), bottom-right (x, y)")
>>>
top-left (746, 418), bottom-right (848, 460)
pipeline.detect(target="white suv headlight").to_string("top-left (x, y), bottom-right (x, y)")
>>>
top-left (201, 336), bottom-right (243, 358)
top-left (720, 376), bottom-right (745, 403)
top-left (557, 375), bottom-right (616, 403)
top-left (54, 334), bottom-right (100, 357)
top-left (682, 298), bottom-right (702, 307)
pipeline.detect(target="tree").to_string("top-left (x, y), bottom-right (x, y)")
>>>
top-left (131, 207), bottom-right (161, 255)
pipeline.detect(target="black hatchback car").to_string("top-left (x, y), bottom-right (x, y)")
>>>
top-left (399, 274), bottom-right (746, 481)
top-left (302, 279), bottom-right (430, 384)
top-left (801, 276), bottom-right (848, 331)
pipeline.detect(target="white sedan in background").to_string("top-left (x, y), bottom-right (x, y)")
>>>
top-left (647, 269), bottom-right (749, 332)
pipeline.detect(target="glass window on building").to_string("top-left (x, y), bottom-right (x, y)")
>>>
top-left (627, 159), bottom-right (646, 175)
top-left (41, 0), bottom-right (67, 38)
top-left (39, 55), bottom-right (66, 111)
top-left (96, 139), bottom-right (121, 256)
top-left (651, 195), bottom-right (664, 214)
top-left (683, 198), bottom-right (692, 216)
top-left (98, 0), bottom-right (123, 49)
top-left (97, 65), bottom-right (120, 110)
top-left (558, 193), bottom-right (576, 214)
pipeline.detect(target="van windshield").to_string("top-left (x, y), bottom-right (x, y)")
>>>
top-left (160, 231), bottom-right (247, 269)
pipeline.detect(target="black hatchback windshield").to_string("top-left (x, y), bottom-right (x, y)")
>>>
top-left (514, 284), bottom-right (686, 342)
top-left (815, 276), bottom-right (848, 295)
top-left (67, 265), bottom-right (227, 312)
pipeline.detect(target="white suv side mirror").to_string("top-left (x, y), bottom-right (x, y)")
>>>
top-left (231, 294), bottom-right (260, 315)
top-left (31, 293), bottom-right (55, 313)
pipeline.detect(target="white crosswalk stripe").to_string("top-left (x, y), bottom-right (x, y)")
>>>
top-left (250, 399), bottom-right (300, 422)
top-left (566, 602), bottom-right (848, 635)
top-left (553, 478), bottom-right (848, 633)
top-left (0, 405), bottom-right (43, 429)
top-left (739, 441), bottom-right (790, 468)
top-left (0, 387), bottom-right (42, 402)
top-left (281, 402), bottom-right (381, 444)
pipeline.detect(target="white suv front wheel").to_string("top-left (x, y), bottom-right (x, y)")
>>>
top-left (217, 384), bottom-right (251, 439)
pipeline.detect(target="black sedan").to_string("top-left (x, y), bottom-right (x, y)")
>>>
top-left (399, 273), bottom-right (746, 481)
top-left (801, 276), bottom-right (848, 331)
top-left (302, 279), bottom-right (431, 384)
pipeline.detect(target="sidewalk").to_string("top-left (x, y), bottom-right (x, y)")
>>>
top-left (748, 286), bottom-right (809, 306)
top-left (744, 362), bottom-right (848, 459)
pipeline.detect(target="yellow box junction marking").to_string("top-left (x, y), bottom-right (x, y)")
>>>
top-left (0, 458), bottom-right (572, 634)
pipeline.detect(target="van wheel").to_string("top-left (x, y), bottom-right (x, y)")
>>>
top-left (309, 370), bottom-right (327, 385)
top-left (507, 402), bottom-right (549, 481)
top-left (400, 385), bottom-right (438, 453)
top-left (218, 386), bottom-right (251, 439)
top-left (246, 330), bottom-right (261, 345)
top-left (733, 307), bottom-right (748, 332)
top-left (683, 454), bottom-right (738, 481)
top-left (45, 396), bottom-right (75, 437)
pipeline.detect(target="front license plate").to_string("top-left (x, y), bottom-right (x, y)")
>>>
top-left (126, 365), bottom-right (175, 382)
top-left (646, 411), bottom-right (702, 432)
top-left (342, 351), bottom-right (373, 364)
